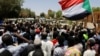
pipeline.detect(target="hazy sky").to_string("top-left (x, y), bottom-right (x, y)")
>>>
top-left (22, 0), bottom-right (100, 15)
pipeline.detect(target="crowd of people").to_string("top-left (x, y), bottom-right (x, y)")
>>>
top-left (0, 20), bottom-right (100, 56)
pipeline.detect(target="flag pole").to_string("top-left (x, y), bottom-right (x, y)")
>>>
top-left (88, 0), bottom-right (95, 23)
top-left (88, 0), bottom-right (97, 30)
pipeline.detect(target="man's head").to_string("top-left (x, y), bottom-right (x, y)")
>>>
top-left (67, 36), bottom-right (76, 47)
top-left (34, 38), bottom-right (41, 49)
top-left (57, 36), bottom-right (65, 46)
top-left (41, 32), bottom-right (47, 40)
top-left (2, 34), bottom-right (13, 46)
top-left (53, 31), bottom-right (59, 39)
top-left (87, 38), bottom-right (96, 48)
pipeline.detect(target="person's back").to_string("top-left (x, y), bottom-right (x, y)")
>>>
top-left (83, 38), bottom-right (96, 56)
top-left (29, 49), bottom-right (46, 56)
top-left (53, 46), bottom-right (67, 56)
top-left (83, 49), bottom-right (96, 56)
top-left (52, 31), bottom-right (59, 46)
top-left (53, 36), bottom-right (68, 56)
top-left (28, 38), bottom-right (47, 56)
top-left (32, 49), bottom-right (44, 56)
top-left (64, 36), bottom-right (81, 56)
top-left (41, 40), bottom-right (53, 56)
top-left (19, 44), bottom-right (34, 56)
top-left (41, 32), bottom-right (53, 56)
top-left (65, 47), bottom-right (81, 56)
top-left (1, 34), bottom-right (29, 56)
top-left (0, 49), bottom-right (12, 56)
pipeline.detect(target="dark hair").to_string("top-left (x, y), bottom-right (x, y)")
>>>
top-left (30, 25), bottom-right (35, 30)
top-left (63, 25), bottom-right (67, 30)
top-left (4, 25), bottom-right (13, 32)
top-left (67, 36), bottom-right (76, 47)
top-left (46, 29), bottom-right (50, 33)
top-left (30, 31), bottom-right (36, 41)
top-left (53, 31), bottom-right (59, 39)
top-left (88, 38), bottom-right (96, 49)
top-left (33, 42), bottom-right (44, 56)
top-left (23, 33), bottom-right (30, 40)
top-left (74, 36), bottom-right (81, 44)
top-left (2, 34), bottom-right (13, 46)
top-left (69, 31), bottom-right (75, 37)
top-left (78, 31), bottom-right (84, 41)
top-left (53, 27), bottom-right (57, 31)
top-left (20, 44), bottom-right (34, 56)
top-left (21, 26), bottom-right (26, 32)
top-left (0, 31), bottom-right (3, 36)
top-left (57, 36), bottom-right (65, 47)
top-left (13, 27), bottom-right (18, 32)
top-left (41, 32), bottom-right (47, 40)
top-left (39, 27), bottom-right (42, 31)
top-left (32, 49), bottom-right (44, 56)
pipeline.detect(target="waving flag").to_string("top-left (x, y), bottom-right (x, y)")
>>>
top-left (59, 0), bottom-right (91, 20)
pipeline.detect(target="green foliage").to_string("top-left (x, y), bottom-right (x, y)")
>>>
top-left (19, 8), bottom-right (36, 18)
top-left (48, 9), bottom-right (55, 19)
top-left (0, 0), bottom-right (23, 19)
top-left (56, 10), bottom-right (62, 19)
top-left (40, 12), bottom-right (46, 17)
top-left (30, 11), bottom-right (36, 18)
top-left (92, 7), bottom-right (100, 12)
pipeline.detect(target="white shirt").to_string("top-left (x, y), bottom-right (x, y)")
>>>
top-left (83, 49), bottom-right (96, 56)
top-left (41, 40), bottom-right (53, 56)
top-left (0, 36), bottom-right (2, 45)
top-left (35, 34), bottom-right (41, 39)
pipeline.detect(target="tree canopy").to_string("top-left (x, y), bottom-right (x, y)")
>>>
top-left (19, 8), bottom-right (36, 18)
top-left (0, 0), bottom-right (23, 19)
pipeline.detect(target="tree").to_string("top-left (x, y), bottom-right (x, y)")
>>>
top-left (48, 9), bottom-right (55, 19)
top-left (0, 0), bottom-right (23, 19)
top-left (19, 8), bottom-right (36, 18)
top-left (19, 8), bottom-right (29, 18)
top-left (40, 12), bottom-right (46, 18)
top-left (30, 11), bottom-right (36, 18)
top-left (56, 10), bottom-right (62, 19)
top-left (92, 7), bottom-right (100, 12)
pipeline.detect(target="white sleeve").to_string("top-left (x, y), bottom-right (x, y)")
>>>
top-left (0, 48), bottom-right (5, 53)
top-left (18, 43), bottom-right (28, 47)
top-left (43, 51), bottom-right (47, 56)
top-left (47, 42), bottom-right (53, 56)
top-left (83, 51), bottom-right (88, 56)
top-left (0, 37), bottom-right (2, 45)
top-left (28, 51), bottom-right (34, 56)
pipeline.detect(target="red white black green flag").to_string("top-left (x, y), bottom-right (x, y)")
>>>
top-left (59, 0), bottom-right (92, 20)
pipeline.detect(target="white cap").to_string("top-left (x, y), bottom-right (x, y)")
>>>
top-left (34, 38), bottom-right (41, 45)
